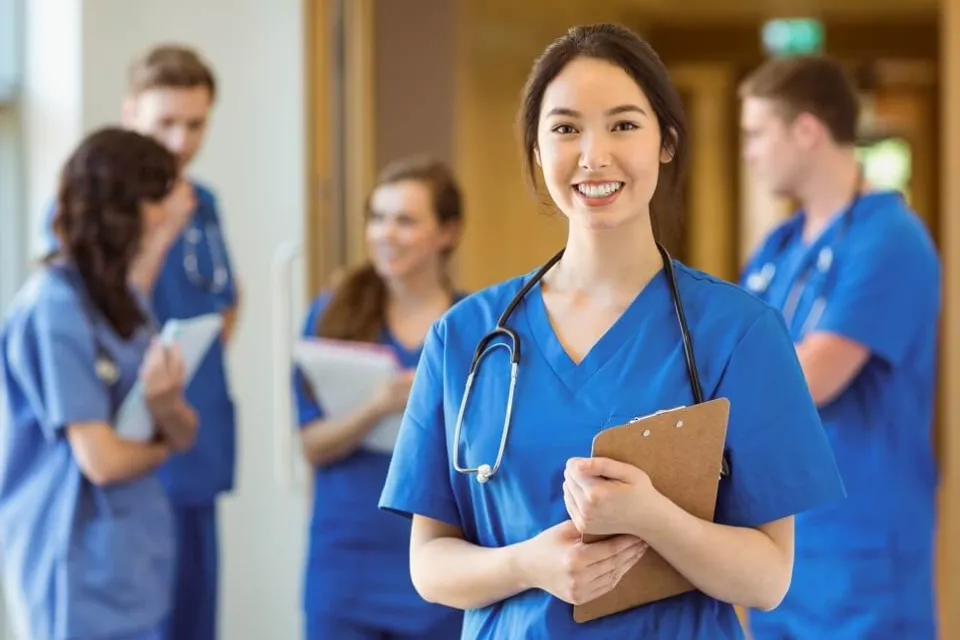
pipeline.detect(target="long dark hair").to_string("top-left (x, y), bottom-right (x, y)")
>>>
top-left (50, 127), bottom-right (178, 338)
top-left (316, 155), bottom-right (463, 343)
top-left (518, 24), bottom-right (689, 244)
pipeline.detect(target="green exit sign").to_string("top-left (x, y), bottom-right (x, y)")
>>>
top-left (762, 18), bottom-right (825, 56)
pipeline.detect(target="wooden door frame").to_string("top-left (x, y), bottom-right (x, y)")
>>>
top-left (305, 0), bottom-right (377, 296)
top-left (939, 0), bottom-right (960, 635)
top-left (668, 63), bottom-right (738, 280)
top-left (304, 0), bottom-right (333, 296)
top-left (342, 0), bottom-right (376, 266)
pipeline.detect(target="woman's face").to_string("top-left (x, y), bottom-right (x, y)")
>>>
top-left (365, 179), bottom-right (457, 283)
top-left (536, 56), bottom-right (673, 232)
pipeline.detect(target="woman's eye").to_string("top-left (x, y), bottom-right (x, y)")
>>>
top-left (613, 121), bottom-right (639, 132)
top-left (552, 124), bottom-right (576, 135)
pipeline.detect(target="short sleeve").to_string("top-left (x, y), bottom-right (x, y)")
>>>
top-left (814, 233), bottom-right (939, 367)
top-left (16, 287), bottom-right (111, 440)
top-left (379, 322), bottom-right (461, 528)
top-left (715, 308), bottom-right (846, 527)
top-left (292, 295), bottom-right (330, 428)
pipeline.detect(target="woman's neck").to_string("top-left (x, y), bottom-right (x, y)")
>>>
top-left (795, 148), bottom-right (863, 243)
top-left (549, 216), bottom-right (663, 300)
top-left (384, 265), bottom-right (453, 349)
top-left (386, 264), bottom-right (452, 314)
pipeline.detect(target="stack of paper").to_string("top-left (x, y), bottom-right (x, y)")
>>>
top-left (114, 313), bottom-right (223, 441)
top-left (292, 338), bottom-right (404, 454)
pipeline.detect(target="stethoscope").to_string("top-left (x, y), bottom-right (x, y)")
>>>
top-left (47, 265), bottom-right (150, 388)
top-left (93, 309), bottom-right (161, 388)
top-left (744, 183), bottom-right (863, 338)
top-left (452, 242), bottom-right (729, 484)
top-left (183, 211), bottom-right (230, 294)
top-left (95, 348), bottom-right (121, 386)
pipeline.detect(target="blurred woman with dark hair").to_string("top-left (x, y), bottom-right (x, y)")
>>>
top-left (0, 126), bottom-right (199, 640)
top-left (292, 156), bottom-right (466, 639)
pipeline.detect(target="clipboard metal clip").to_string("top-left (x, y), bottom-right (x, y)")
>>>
top-left (629, 406), bottom-right (686, 423)
top-left (627, 405), bottom-right (730, 481)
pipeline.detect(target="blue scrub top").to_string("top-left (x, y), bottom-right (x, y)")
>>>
top-left (0, 263), bottom-right (174, 640)
top-left (41, 181), bottom-right (239, 506)
top-left (378, 262), bottom-right (845, 639)
top-left (292, 291), bottom-right (464, 636)
top-left (740, 191), bottom-right (941, 635)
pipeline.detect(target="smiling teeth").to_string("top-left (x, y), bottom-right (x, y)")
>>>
top-left (577, 182), bottom-right (622, 198)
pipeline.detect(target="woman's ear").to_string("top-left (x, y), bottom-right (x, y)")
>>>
top-left (660, 127), bottom-right (678, 164)
top-left (439, 219), bottom-right (463, 255)
top-left (534, 146), bottom-right (542, 168)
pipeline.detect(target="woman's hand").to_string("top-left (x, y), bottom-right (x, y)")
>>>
top-left (140, 338), bottom-right (187, 412)
top-left (519, 520), bottom-right (648, 605)
top-left (162, 178), bottom-right (197, 236)
top-left (370, 370), bottom-right (415, 416)
top-left (563, 457), bottom-right (661, 538)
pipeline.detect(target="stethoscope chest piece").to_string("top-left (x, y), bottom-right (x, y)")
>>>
top-left (95, 354), bottom-right (119, 385)
top-left (745, 262), bottom-right (776, 293)
top-left (476, 463), bottom-right (493, 484)
top-left (816, 246), bottom-right (833, 273)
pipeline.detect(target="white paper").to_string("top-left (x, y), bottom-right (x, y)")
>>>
top-left (114, 313), bottom-right (224, 441)
top-left (292, 338), bottom-right (403, 454)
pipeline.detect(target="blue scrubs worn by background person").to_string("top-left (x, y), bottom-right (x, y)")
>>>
top-left (0, 128), bottom-right (199, 640)
top-left (739, 55), bottom-right (941, 639)
top-left (39, 45), bottom-right (241, 640)
top-left (378, 25), bottom-right (845, 640)
top-left (293, 157), bottom-right (465, 640)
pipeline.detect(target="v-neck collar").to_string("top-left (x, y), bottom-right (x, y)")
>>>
top-left (380, 290), bottom-right (469, 367)
top-left (521, 268), bottom-right (669, 394)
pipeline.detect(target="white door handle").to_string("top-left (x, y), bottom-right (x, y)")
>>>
top-left (271, 240), bottom-right (304, 492)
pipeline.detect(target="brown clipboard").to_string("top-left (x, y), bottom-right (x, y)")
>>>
top-left (572, 397), bottom-right (731, 624)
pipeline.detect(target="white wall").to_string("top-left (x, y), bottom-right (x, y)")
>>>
top-left (21, 1), bottom-right (311, 638)
top-left (22, 0), bottom-right (83, 255)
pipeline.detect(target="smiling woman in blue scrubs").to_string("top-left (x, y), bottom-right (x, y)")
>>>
top-left (0, 128), bottom-right (199, 640)
top-left (377, 24), bottom-right (847, 640)
top-left (738, 56), bottom-right (942, 639)
top-left (39, 46), bottom-right (240, 640)
top-left (293, 157), bottom-right (465, 639)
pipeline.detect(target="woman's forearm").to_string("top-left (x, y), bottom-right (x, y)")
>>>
top-left (300, 402), bottom-right (387, 467)
top-left (635, 493), bottom-right (793, 611)
top-left (411, 534), bottom-right (532, 610)
top-left (67, 423), bottom-right (172, 486)
top-left (150, 395), bottom-right (198, 452)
